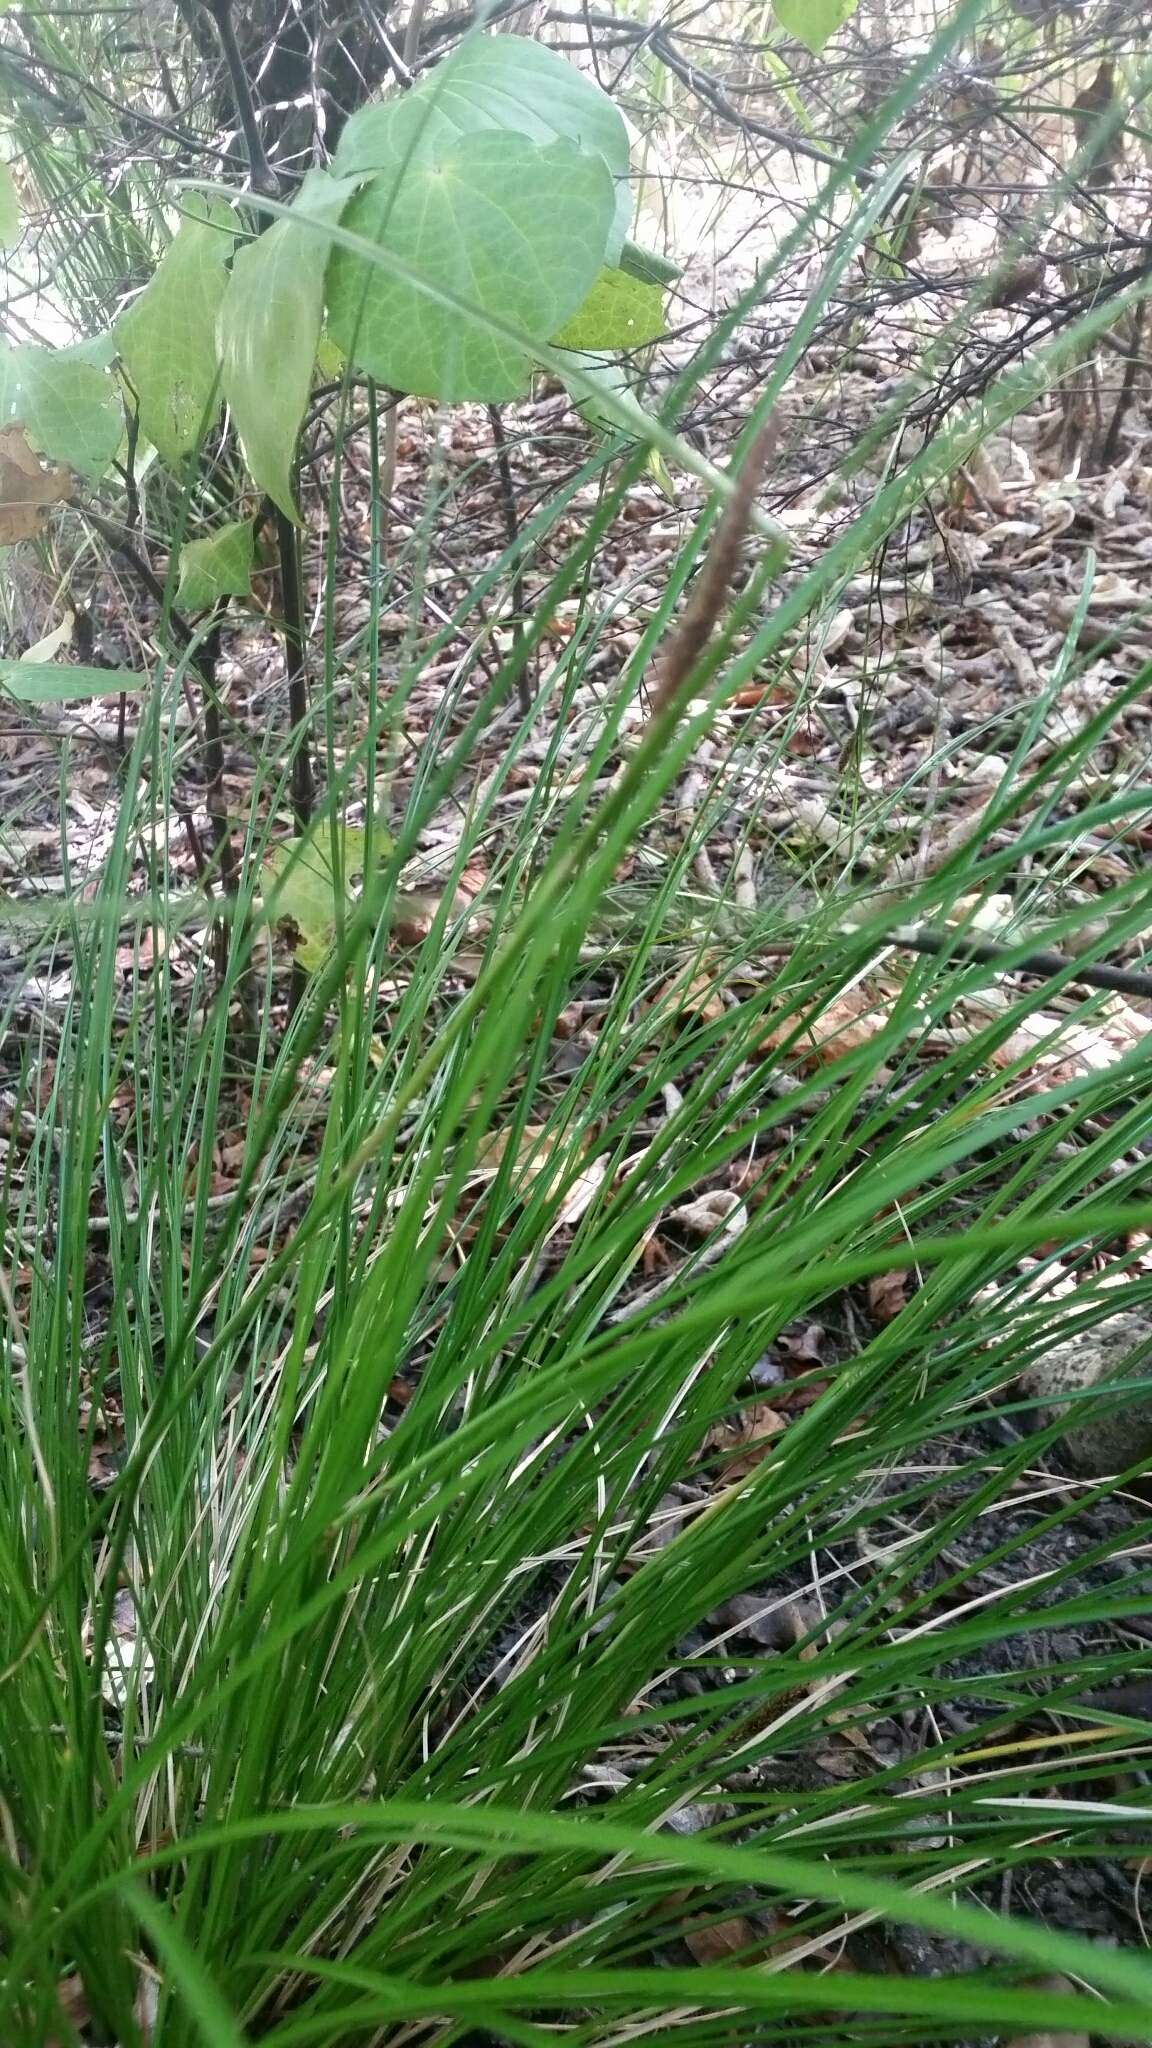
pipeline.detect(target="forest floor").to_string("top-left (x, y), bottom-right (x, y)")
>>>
top-left (3, 205), bottom-right (1152, 2020)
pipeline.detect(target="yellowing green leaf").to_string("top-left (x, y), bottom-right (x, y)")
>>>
top-left (177, 519), bottom-right (256, 610)
top-left (117, 197), bottom-right (238, 467)
top-left (646, 447), bottom-right (677, 501)
top-left (20, 609), bottom-right (74, 664)
top-left (773, 0), bottom-right (859, 53)
top-left (315, 330), bottom-right (345, 380)
top-left (552, 267), bottom-right (664, 352)
top-left (219, 171), bottom-right (360, 522)
top-left (264, 822), bottom-right (391, 970)
top-left (327, 132), bottom-right (614, 403)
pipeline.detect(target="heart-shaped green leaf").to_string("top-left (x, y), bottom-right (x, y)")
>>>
top-left (219, 172), bottom-right (361, 521)
top-left (117, 197), bottom-right (238, 467)
top-left (552, 267), bottom-right (664, 352)
top-left (178, 519), bottom-right (257, 610)
top-left (326, 131), bottom-right (615, 402)
top-left (264, 823), bottom-right (378, 970)
top-left (0, 342), bottom-right (123, 478)
top-left (773, 0), bottom-right (859, 54)
top-left (335, 33), bottom-right (632, 256)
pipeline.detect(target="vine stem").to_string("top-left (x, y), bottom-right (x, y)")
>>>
top-left (487, 404), bottom-right (533, 718)
top-left (199, 0), bottom-right (278, 197)
top-left (274, 509), bottom-right (315, 837)
top-left (275, 508), bottom-right (315, 1018)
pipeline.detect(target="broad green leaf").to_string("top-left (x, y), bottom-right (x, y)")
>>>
top-left (219, 172), bottom-right (360, 522)
top-left (773, 0), bottom-right (859, 53)
top-left (619, 237), bottom-right (681, 287)
top-left (264, 824), bottom-right (374, 971)
top-left (0, 660), bottom-right (142, 701)
top-left (64, 331), bottom-right (117, 370)
top-left (117, 197), bottom-right (238, 467)
top-left (0, 342), bottom-right (123, 478)
top-left (335, 33), bottom-right (632, 256)
top-left (327, 132), bottom-right (614, 403)
top-left (552, 267), bottom-right (664, 351)
top-left (0, 160), bottom-right (19, 249)
top-left (177, 519), bottom-right (256, 610)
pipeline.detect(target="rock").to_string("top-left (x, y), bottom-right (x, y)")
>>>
top-left (1018, 1306), bottom-right (1152, 1475)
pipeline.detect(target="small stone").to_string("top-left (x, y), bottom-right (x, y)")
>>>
top-left (1018, 1305), bottom-right (1152, 1475)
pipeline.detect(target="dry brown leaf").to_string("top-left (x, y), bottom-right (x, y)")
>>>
top-left (670, 1188), bottom-right (747, 1240)
top-left (46, 1973), bottom-right (89, 2047)
top-left (759, 985), bottom-right (893, 1069)
top-left (988, 994), bottom-right (1152, 1088)
top-left (655, 958), bottom-right (727, 1025)
top-left (470, 1125), bottom-right (603, 1225)
top-left (472, 1124), bottom-right (548, 1177)
top-left (706, 1400), bottom-right (786, 1478)
top-left (778, 1320), bottom-right (825, 1366)
top-left (0, 423), bottom-right (73, 543)
top-left (684, 1916), bottom-right (759, 1965)
top-left (867, 1269), bottom-right (909, 1325)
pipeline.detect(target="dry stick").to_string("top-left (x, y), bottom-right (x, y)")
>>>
top-left (887, 926), bottom-right (1152, 1005)
top-left (275, 508), bottom-right (315, 1018)
top-left (487, 403), bottom-right (533, 717)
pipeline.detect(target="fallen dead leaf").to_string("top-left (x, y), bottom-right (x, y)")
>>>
top-left (985, 994), bottom-right (1152, 1088)
top-left (705, 1400), bottom-right (786, 1478)
top-left (670, 1188), bottom-right (747, 1239)
top-left (684, 1916), bottom-right (760, 1965)
top-left (654, 958), bottom-right (728, 1026)
top-left (759, 984), bottom-right (895, 1069)
top-left (867, 1268), bottom-right (909, 1324)
top-left (470, 1124), bottom-right (604, 1226)
top-left (0, 422), bottom-right (74, 543)
top-left (777, 1321), bottom-right (825, 1367)
top-left (47, 1973), bottom-right (88, 2048)
top-left (554, 1154), bottom-right (609, 1229)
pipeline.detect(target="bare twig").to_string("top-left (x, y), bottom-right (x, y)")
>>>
top-left (890, 925), bottom-right (1152, 1004)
